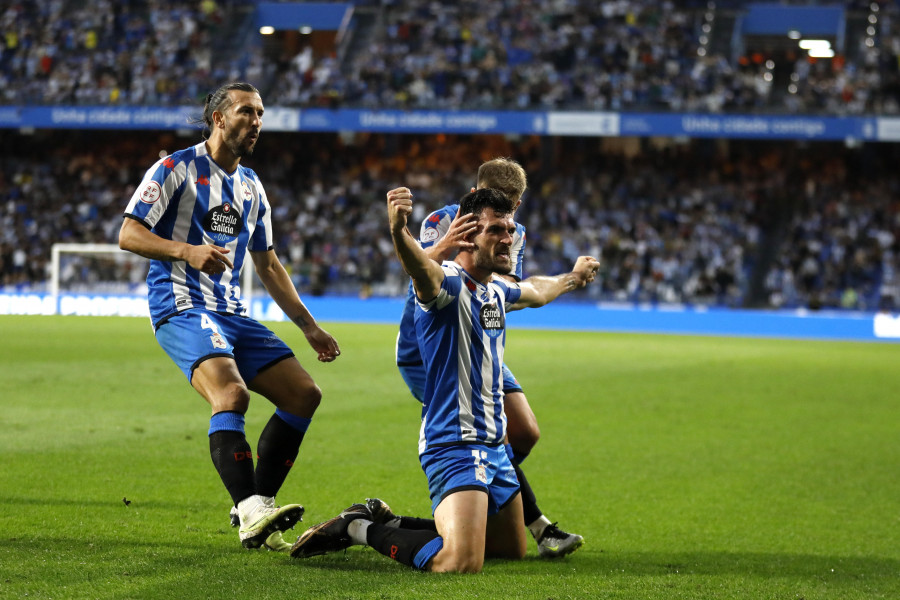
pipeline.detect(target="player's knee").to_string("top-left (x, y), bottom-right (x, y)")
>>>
top-left (511, 538), bottom-right (527, 560)
top-left (298, 381), bottom-right (322, 409)
top-left (280, 380), bottom-right (322, 415)
top-left (509, 424), bottom-right (540, 455)
top-left (431, 553), bottom-right (483, 574)
top-left (523, 422), bottom-right (541, 448)
top-left (453, 560), bottom-right (484, 574)
top-left (216, 382), bottom-right (251, 413)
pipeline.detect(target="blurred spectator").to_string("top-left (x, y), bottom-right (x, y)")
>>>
top-left (3, 129), bottom-right (899, 312)
top-left (2, 0), bottom-right (899, 114)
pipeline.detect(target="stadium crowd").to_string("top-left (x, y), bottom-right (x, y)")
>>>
top-left (3, 0), bottom-right (900, 311)
top-left (0, 0), bottom-right (248, 105)
top-left (4, 0), bottom-right (900, 114)
top-left (2, 130), bottom-right (898, 312)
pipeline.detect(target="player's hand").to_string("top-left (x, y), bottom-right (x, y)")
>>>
top-left (572, 256), bottom-right (600, 287)
top-left (186, 244), bottom-right (233, 275)
top-left (432, 211), bottom-right (477, 258)
top-left (302, 325), bottom-right (341, 363)
top-left (386, 187), bottom-right (413, 232)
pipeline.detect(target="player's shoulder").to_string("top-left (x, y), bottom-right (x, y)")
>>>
top-left (423, 203), bottom-right (459, 227)
top-left (237, 163), bottom-right (260, 181)
top-left (169, 143), bottom-right (204, 164)
top-left (440, 260), bottom-right (464, 278)
top-left (154, 144), bottom-right (199, 174)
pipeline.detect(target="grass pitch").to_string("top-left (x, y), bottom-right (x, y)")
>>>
top-left (0, 314), bottom-right (898, 599)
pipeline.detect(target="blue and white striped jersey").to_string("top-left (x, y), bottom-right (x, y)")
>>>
top-left (415, 261), bottom-right (522, 452)
top-left (396, 203), bottom-right (526, 366)
top-left (124, 142), bottom-right (273, 327)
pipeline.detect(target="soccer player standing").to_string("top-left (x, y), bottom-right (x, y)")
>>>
top-left (119, 82), bottom-right (340, 550)
top-left (290, 188), bottom-right (599, 572)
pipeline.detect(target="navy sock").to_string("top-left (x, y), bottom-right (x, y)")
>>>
top-left (366, 522), bottom-right (441, 569)
top-left (514, 462), bottom-right (543, 526)
top-left (209, 412), bottom-right (255, 505)
top-left (397, 516), bottom-right (438, 531)
top-left (255, 411), bottom-right (308, 498)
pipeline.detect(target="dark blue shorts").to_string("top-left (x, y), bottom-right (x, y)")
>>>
top-left (155, 309), bottom-right (293, 383)
top-left (419, 444), bottom-right (520, 516)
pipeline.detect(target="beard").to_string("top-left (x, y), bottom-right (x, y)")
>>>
top-left (224, 128), bottom-right (257, 158)
top-left (473, 246), bottom-right (512, 274)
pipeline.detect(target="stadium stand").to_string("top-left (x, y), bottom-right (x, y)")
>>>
top-left (4, 1), bottom-right (899, 113)
top-left (2, 1), bottom-right (899, 312)
top-left (2, 129), bottom-right (898, 311)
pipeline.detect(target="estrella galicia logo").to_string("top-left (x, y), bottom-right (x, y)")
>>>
top-left (480, 303), bottom-right (504, 338)
top-left (203, 202), bottom-right (243, 243)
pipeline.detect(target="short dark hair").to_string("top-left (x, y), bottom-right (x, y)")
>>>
top-left (195, 82), bottom-right (260, 139)
top-left (459, 188), bottom-right (515, 218)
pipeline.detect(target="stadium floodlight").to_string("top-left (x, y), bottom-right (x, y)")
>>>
top-left (787, 30), bottom-right (801, 40)
top-left (808, 48), bottom-right (835, 58)
top-left (798, 39), bottom-right (831, 50)
top-left (260, 26), bottom-right (275, 35)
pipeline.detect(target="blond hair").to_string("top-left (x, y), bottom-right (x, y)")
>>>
top-left (476, 158), bottom-right (527, 203)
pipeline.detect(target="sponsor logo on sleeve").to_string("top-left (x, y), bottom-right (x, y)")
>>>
top-left (139, 181), bottom-right (162, 204)
top-left (421, 228), bottom-right (439, 243)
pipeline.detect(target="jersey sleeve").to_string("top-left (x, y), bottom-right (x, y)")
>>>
top-left (247, 171), bottom-right (274, 252)
top-left (508, 223), bottom-right (526, 280)
top-left (124, 155), bottom-right (184, 228)
top-left (417, 262), bottom-right (460, 312)
top-left (495, 278), bottom-right (522, 311)
top-left (418, 205), bottom-right (458, 249)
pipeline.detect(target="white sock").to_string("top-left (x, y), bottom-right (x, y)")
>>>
top-left (347, 518), bottom-right (372, 546)
top-left (527, 515), bottom-right (553, 540)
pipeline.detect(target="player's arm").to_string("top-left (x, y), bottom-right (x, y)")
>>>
top-left (509, 256), bottom-right (600, 311)
top-left (250, 249), bottom-right (340, 362)
top-left (387, 187), bottom-right (444, 300)
top-left (118, 216), bottom-right (233, 275)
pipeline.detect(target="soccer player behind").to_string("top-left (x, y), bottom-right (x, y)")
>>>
top-left (290, 187), bottom-right (599, 572)
top-left (119, 82), bottom-right (341, 550)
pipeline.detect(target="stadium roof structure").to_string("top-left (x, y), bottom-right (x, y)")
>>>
top-left (741, 2), bottom-right (844, 37)
top-left (256, 1), bottom-right (353, 32)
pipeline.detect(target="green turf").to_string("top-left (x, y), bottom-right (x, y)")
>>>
top-left (0, 315), bottom-right (898, 599)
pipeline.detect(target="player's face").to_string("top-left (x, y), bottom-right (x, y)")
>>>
top-left (471, 210), bottom-right (515, 274)
top-left (222, 90), bottom-right (263, 158)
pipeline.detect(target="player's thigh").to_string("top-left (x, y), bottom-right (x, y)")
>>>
top-left (430, 490), bottom-right (489, 573)
top-left (191, 356), bottom-right (251, 413)
top-left (503, 390), bottom-right (540, 450)
top-left (248, 356), bottom-right (321, 417)
top-left (485, 492), bottom-right (527, 559)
